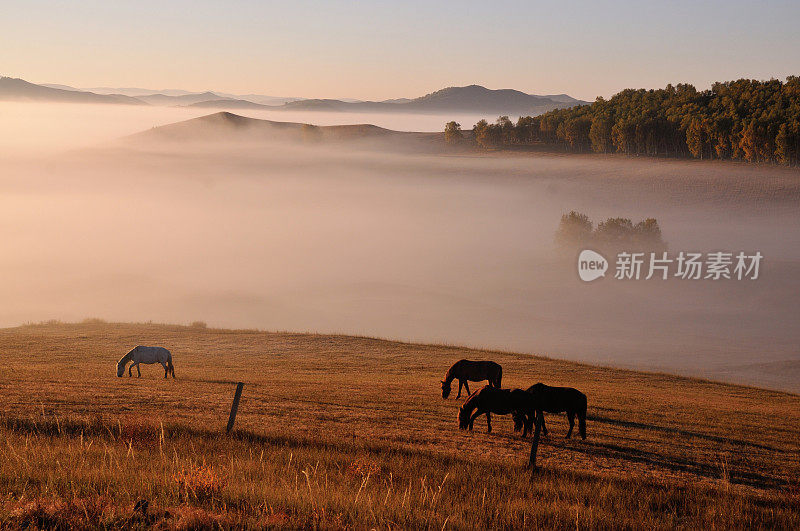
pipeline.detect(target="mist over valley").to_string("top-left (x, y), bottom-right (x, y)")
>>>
top-left (2, 103), bottom-right (798, 391)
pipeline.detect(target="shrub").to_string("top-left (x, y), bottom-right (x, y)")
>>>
top-left (556, 211), bottom-right (666, 252)
top-left (594, 217), bottom-right (636, 245)
top-left (555, 211), bottom-right (593, 247)
top-left (633, 218), bottom-right (666, 249)
top-left (172, 465), bottom-right (226, 502)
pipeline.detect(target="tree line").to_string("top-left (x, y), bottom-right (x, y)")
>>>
top-left (445, 77), bottom-right (800, 165)
top-left (555, 211), bottom-right (666, 252)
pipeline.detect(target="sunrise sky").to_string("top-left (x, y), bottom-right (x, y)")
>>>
top-left (2, 0), bottom-right (799, 101)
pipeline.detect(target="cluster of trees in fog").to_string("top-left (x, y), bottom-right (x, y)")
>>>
top-left (556, 211), bottom-right (666, 251)
top-left (446, 77), bottom-right (800, 164)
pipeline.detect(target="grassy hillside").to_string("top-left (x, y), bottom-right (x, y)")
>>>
top-left (1, 322), bottom-right (799, 528)
top-left (127, 111), bottom-right (445, 153)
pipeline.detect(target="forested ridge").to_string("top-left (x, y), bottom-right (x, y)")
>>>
top-left (446, 77), bottom-right (800, 165)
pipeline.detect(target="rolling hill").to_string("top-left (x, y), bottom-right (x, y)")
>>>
top-left (402, 84), bottom-right (573, 113)
top-left (0, 77), bottom-right (146, 105)
top-left (189, 98), bottom-right (273, 110)
top-left (3, 78), bottom-right (586, 116)
top-left (136, 91), bottom-right (225, 106)
top-left (78, 86), bottom-right (301, 105)
top-left (194, 85), bottom-right (587, 116)
top-left (542, 93), bottom-right (585, 104)
top-left (127, 111), bottom-right (445, 152)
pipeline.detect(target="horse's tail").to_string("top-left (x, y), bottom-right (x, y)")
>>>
top-left (167, 353), bottom-right (175, 378)
top-left (578, 393), bottom-right (587, 439)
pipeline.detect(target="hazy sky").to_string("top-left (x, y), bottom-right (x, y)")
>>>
top-left (2, 1), bottom-right (799, 100)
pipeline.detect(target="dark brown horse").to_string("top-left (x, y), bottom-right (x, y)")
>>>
top-left (458, 385), bottom-right (532, 433)
top-left (513, 383), bottom-right (587, 439)
top-left (442, 359), bottom-right (502, 399)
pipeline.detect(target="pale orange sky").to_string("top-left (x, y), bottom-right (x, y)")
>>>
top-left (2, 1), bottom-right (799, 100)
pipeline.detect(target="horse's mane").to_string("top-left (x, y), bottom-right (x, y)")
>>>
top-left (444, 359), bottom-right (467, 383)
top-left (443, 364), bottom-right (456, 383)
top-left (117, 348), bottom-right (135, 365)
top-left (459, 387), bottom-right (481, 412)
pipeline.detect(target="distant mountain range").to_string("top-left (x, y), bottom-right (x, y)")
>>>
top-left (39, 83), bottom-right (301, 105)
top-left (0, 77), bottom-right (145, 105)
top-left (2, 77), bottom-right (587, 116)
top-left (189, 85), bottom-right (586, 115)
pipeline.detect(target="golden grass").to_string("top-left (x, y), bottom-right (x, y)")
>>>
top-left (1, 322), bottom-right (799, 528)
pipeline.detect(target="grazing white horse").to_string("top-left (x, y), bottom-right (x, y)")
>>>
top-left (117, 346), bottom-right (175, 378)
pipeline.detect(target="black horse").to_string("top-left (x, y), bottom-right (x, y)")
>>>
top-left (458, 385), bottom-right (532, 433)
top-left (442, 359), bottom-right (502, 399)
top-left (513, 383), bottom-right (587, 439)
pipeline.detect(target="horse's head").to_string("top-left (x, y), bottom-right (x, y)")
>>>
top-left (116, 360), bottom-right (125, 377)
top-left (441, 380), bottom-right (451, 399)
top-left (458, 406), bottom-right (470, 429)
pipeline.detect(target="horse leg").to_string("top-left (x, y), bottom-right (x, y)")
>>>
top-left (136, 363), bottom-right (141, 377)
top-left (485, 412), bottom-right (492, 433)
top-left (162, 362), bottom-right (168, 378)
top-left (456, 380), bottom-right (463, 399)
top-left (463, 380), bottom-right (471, 396)
top-left (525, 413), bottom-right (535, 437)
top-left (522, 411), bottom-right (536, 438)
top-left (540, 411), bottom-right (548, 436)
top-left (128, 364), bottom-right (132, 377)
top-left (514, 413), bottom-right (526, 436)
top-left (566, 412), bottom-right (575, 439)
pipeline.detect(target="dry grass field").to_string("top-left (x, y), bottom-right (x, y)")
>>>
top-left (1, 321), bottom-right (799, 529)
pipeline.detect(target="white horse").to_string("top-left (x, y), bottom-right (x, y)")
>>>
top-left (117, 346), bottom-right (175, 378)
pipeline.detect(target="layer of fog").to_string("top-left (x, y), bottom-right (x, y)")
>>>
top-left (2, 103), bottom-right (799, 392)
top-left (0, 102), bottom-right (484, 156)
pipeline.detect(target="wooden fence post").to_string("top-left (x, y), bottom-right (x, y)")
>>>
top-left (529, 412), bottom-right (543, 468)
top-left (226, 382), bottom-right (244, 433)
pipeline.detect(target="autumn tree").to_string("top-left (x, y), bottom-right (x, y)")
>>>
top-left (444, 121), bottom-right (463, 144)
top-left (458, 76), bottom-right (800, 165)
top-left (473, 119), bottom-right (493, 148)
top-left (589, 114), bottom-right (613, 153)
